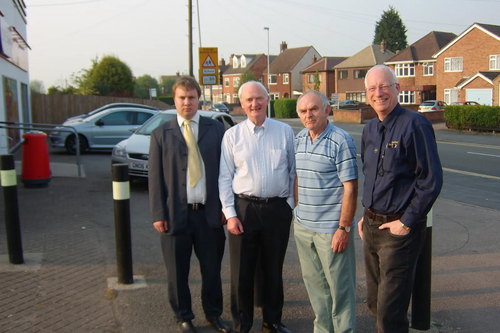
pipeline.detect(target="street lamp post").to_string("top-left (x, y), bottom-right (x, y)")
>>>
top-left (264, 27), bottom-right (271, 118)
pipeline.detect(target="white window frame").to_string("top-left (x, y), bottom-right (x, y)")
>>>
top-left (283, 74), bottom-right (289, 84)
top-left (270, 93), bottom-right (279, 100)
top-left (489, 55), bottom-right (500, 70)
top-left (395, 63), bottom-right (415, 77)
top-left (423, 63), bottom-right (434, 76)
top-left (444, 57), bottom-right (463, 72)
top-left (224, 78), bottom-right (229, 87)
top-left (354, 69), bottom-right (367, 79)
top-left (398, 91), bottom-right (415, 104)
top-left (269, 75), bottom-right (277, 85)
top-left (444, 88), bottom-right (459, 104)
top-left (232, 57), bottom-right (239, 68)
top-left (233, 77), bottom-right (240, 87)
top-left (240, 56), bottom-right (246, 68)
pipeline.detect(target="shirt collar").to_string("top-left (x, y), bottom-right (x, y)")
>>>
top-left (177, 112), bottom-right (200, 127)
top-left (381, 103), bottom-right (403, 131)
top-left (245, 117), bottom-right (268, 133)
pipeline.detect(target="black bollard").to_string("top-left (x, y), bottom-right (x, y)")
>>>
top-left (112, 163), bottom-right (134, 284)
top-left (1, 155), bottom-right (24, 264)
top-left (411, 211), bottom-right (433, 330)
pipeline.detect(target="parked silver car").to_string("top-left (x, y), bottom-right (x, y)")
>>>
top-left (418, 100), bottom-right (447, 112)
top-left (63, 103), bottom-right (158, 123)
top-left (49, 107), bottom-right (158, 154)
top-left (111, 110), bottom-right (237, 178)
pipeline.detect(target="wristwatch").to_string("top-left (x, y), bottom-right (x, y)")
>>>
top-left (338, 225), bottom-right (351, 233)
top-left (400, 222), bottom-right (411, 231)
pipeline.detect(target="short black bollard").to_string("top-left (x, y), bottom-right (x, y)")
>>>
top-left (1, 155), bottom-right (24, 264)
top-left (112, 163), bottom-right (133, 284)
top-left (411, 209), bottom-right (433, 330)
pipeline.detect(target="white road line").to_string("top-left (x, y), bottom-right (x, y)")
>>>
top-left (467, 152), bottom-right (500, 158)
top-left (442, 168), bottom-right (500, 180)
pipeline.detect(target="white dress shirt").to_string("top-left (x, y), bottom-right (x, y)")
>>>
top-left (177, 113), bottom-right (207, 204)
top-left (219, 117), bottom-right (296, 219)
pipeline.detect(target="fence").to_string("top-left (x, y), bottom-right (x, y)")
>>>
top-left (31, 94), bottom-right (173, 125)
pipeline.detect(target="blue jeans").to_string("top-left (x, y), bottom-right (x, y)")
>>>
top-left (362, 212), bottom-right (426, 333)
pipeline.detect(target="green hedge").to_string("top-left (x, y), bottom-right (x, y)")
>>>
top-left (158, 96), bottom-right (174, 105)
top-left (270, 100), bottom-right (275, 118)
top-left (444, 105), bottom-right (500, 130)
top-left (274, 98), bottom-right (298, 118)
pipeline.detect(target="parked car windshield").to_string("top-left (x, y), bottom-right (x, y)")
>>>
top-left (214, 103), bottom-right (226, 108)
top-left (421, 101), bottom-right (435, 106)
top-left (136, 113), bottom-right (177, 135)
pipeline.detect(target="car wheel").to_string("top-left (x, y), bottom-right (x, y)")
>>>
top-left (65, 134), bottom-right (89, 155)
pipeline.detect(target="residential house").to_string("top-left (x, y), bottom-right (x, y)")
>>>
top-left (203, 58), bottom-right (230, 104)
top-left (222, 53), bottom-right (271, 104)
top-left (432, 23), bottom-right (500, 106)
top-left (300, 56), bottom-right (348, 99)
top-left (384, 31), bottom-right (457, 106)
top-left (0, 2), bottom-right (31, 154)
top-left (264, 42), bottom-right (321, 99)
top-left (334, 41), bottom-right (395, 102)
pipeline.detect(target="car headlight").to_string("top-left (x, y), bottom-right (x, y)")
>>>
top-left (113, 145), bottom-right (126, 157)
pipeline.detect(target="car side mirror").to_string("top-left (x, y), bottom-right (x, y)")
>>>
top-left (95, 119), bottom-right (104, 126)
top-left (129, 127), bottom-right (139, 133)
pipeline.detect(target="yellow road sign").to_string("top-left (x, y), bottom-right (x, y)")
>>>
top-left (199, 47), bottom-right (219, 85)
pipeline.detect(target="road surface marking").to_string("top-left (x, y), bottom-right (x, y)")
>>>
top-left (442, 167), bottom-right (500, 180)
top-left (467, 152), bottom-right (500, 158)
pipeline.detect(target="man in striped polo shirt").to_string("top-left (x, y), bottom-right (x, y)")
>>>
top-left (294, 90), bottom-right (358, 333)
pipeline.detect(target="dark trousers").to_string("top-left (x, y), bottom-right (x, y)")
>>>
top-left (229, 196), bottom-right (293, 333)
top-left (160, 208), bottom-right (226, 322)
top-left (362, 211), bottom-right (427, 333)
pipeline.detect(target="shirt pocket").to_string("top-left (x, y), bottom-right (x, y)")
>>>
top-left (382, 147), bottom-right (402, 173)
top-left (270, 148), bottom-right (286, 170)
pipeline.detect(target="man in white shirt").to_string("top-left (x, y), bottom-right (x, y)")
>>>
top-left (219, 81), bottom-right (296, 333)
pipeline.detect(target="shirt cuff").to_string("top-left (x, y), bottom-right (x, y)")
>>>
top-left (222, 206), bottom-right (237, 220)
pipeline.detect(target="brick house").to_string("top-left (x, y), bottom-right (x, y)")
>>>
top-left (432, 23), bottom-right (500, 105)
top-left (203, 58), bottom-right (229, 104)
top-left (221, 53), bottom-right (271, 104)
top-left (300, 56), bottom-right (348, 98)
top-left (334, 41), bottom-right (395, 102)
top-left (384, 31), bottom-right (457, 106)
top-left (264, 42), bottom-right (321, 100)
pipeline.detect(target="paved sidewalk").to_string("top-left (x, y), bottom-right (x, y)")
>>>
top-left (1, 142), bottom-right (499, 332)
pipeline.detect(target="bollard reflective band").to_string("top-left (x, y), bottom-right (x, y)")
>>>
top-left (113, 181), bottom-right (130, 200)
top-left (1, 169), bottom-right (17, 187)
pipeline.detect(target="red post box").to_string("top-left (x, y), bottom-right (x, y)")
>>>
top-left (21, 131), bottom-right (51, 188)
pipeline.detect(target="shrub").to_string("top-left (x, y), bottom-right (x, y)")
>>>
top-left (274, 98), bottom-right (298, 118)
top-left (444, 105), bottom-right (500, 130)
top-left (158, 96), bottom-right (174, 106)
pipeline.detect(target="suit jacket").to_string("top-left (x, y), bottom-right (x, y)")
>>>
top-left (148, 115), bottom-right (225, 235)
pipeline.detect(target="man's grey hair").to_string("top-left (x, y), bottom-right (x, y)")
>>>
top-left (238, 80), bottom-right (269, 100)
top-left (296, 90), bottom-right (329, 113)
top-left (364, 65), bottom-right (398, 88)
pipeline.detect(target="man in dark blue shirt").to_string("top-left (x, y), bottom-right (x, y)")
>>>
top-left (358, 65), bottom-right (443, 333)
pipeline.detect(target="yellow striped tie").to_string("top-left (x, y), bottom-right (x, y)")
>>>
top-left (183, 120), bottom-right (201, 187)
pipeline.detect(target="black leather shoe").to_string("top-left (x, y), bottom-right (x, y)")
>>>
top-left (178, 321), bottom-right (197, 333)
top-left (206, 316), bottom-right (232, 333)
top-left (262, 322), bottom-right (292, 333)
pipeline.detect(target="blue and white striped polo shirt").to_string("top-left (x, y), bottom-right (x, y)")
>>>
top-left (295, 122), bottom-right (358, 233)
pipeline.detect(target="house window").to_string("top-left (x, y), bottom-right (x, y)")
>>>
top-left (283, 74), bottom-right (289, 84)
top-left (444, 57), bottom-right (463, 72)
top-left (398, 91), bottom-right (415, 104)
top-left (270, 93), bottom-right (279, 100)
top-left (489, 55), bottom-right (500, 70)
top-left (241, 56), bottom-right (247, 68)
top-left (338, 70), bottom-right (348, 79)
top-left (444, 89), bottom-right (459, 104)
top-left (233, 94), bottom-right (239, 103)
top-left (346, 92), bottom-right (366, 103)
top-left (354, 70), bottom-right (367, 79)
top-left (395, 64), bottom-right (415, 77)
top-left (308, 74), bottom-right (322, 83)
top-left (224, 78), bottom-right (229, 87)
top-left (269, 75), bottom-right (277, 85)
top-left (423, 63), bottom-right (434, 76)
top-left (232, 57), bottom-right (239, 68)
top-left (233, 77), bottom-right (240, 87)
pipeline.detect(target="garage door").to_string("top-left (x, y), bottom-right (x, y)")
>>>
top-left (466, 89), bottom-right (492, 105)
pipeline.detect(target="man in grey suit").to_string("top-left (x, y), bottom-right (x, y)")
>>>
top-left (149, 76), bottom-right (231, 333)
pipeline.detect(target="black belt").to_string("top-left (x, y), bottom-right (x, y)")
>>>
top-left (188, 203), bottom-right (204, 210)
top-left (237, 194), bottom-right (283, 204)
top-left (365, 209), bottom-right (403, 223)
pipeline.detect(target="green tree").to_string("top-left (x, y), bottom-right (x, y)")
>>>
top-left (134, 74), bottom-right (159, 99)
top-left (313, 69), bottom-right (321, 91)
top-left (47, 85), bottom-right (77, 95)
top-left (30, 80), bottom-right (46, 94)
top-left (234, 71), bottom-right (257, 94)
top-left (91, 55), bottom-right (134, 97)
top-left (70, 56), bottom-right (98, 95)
top-left (159, 76), bottom-right (177, 95)
top-left (373, 6), bottom-right (408, 52)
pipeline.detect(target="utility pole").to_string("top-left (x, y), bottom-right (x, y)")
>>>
top-left (188, 0), bottom-right (193, 77)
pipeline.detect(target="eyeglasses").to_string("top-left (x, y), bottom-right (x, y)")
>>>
top-left (366, 84), bottom-right (396, 92)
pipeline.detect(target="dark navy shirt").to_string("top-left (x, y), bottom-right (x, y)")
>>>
top-left (361, 104), bottom-right (443, 228)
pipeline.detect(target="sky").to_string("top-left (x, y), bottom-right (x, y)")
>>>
top-left (26, 0), bottom-right (500, 90)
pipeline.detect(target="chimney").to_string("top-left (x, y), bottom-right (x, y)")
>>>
top-left (219, 58), bottom-right (226, 66)
top-left (229, 54), bottom-right (234, 64)
top-left (396, 50), bottom-right (400, 55)
top-left (312, 54), bottom-right (317, 64)
top-left (381, 39), bottom-right (387, 53)
top-left (280, 41), bottom-right (288, 53)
